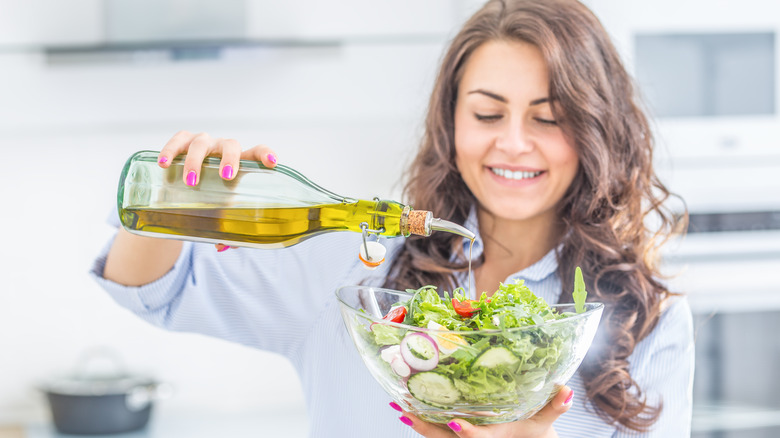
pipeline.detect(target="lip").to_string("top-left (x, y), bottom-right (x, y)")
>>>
top-left (487, 164), bottom-right (543, 172)
top-left (485, 165), bottom-right (545, 186)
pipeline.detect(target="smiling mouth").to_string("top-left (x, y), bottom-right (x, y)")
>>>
top-left (489, 167), bottom-right (543, 181)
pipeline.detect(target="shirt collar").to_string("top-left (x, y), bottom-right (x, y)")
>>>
top-left (459, 207), bottom-right (559, 283)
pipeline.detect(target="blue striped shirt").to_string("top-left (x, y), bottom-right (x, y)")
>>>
top-left (90, 215), bottom-right (693, 437)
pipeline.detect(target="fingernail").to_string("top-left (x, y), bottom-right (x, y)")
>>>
top-left (217, 245), bottom-right (229, 252)
top-left (158, 156), bottom-right (168, 164)
top-left (221, 165), bottom-right (233, 179)
top-left (399, 416), bottom-right (413, 426)
top-left (267, 153), bottom-right (277, 164)
top-left (389, 402), bottom-right (402, 412)
top-left (564, 390), bottom-right (574, 406)
top-left (447, 421), bottom-right (462, 432)
top-left (186, 170), bottom-right (197, 186)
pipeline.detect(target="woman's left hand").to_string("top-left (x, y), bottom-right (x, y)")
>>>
top-left (393, 386), bottom-right (573, 438)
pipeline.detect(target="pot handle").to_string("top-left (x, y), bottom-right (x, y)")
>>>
top-left (126, 382), bottom-right (174, 412)
top-left (73, 346), bottom-right (128, 379)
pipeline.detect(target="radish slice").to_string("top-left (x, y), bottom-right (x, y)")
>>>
top-left (380, 345), bottom-right (401, 363)
top-left (390, 356), bottom-right (411, 377)
top-left (400, 332), bottom-right (439, 371)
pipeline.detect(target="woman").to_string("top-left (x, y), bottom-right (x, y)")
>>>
top-left (92, 0), bottom-right (694, 436)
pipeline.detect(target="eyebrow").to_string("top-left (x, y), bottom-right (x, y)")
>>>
top-left (467, 89), bottom-right (550, 106)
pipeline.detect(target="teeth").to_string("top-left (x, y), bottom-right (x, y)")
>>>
top-left (491, 168), bottom-right (542, 180)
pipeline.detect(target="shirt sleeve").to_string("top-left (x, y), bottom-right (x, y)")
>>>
top-left (613, 296), bottom-right (695, 437)
top-left (89, 226), bottom-right (366, 359)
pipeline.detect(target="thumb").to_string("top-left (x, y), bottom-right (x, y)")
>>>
top-left (530, 385), bottom-right (574, 427)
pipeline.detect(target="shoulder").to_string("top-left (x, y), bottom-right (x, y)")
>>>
top-left (655, 295), bottom-right (694, 344)
top-left (629, 294), bottom-right (694, 378)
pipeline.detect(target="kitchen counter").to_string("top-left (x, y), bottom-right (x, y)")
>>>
top-left (7, 410), bottom-right (309, 438)
top-left (0, 426), bottom-right (24, 438)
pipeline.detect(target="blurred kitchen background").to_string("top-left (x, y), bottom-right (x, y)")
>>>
top-left (0, 0), bottom-right (778, 437)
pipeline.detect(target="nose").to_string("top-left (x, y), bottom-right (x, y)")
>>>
top-left (495, 119), bottom-right (534, 155)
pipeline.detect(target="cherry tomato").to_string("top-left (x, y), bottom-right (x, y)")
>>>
top-left (452, 298), bottom-right (481, 318)
top-left (383, 306), bottom-right (407, 323)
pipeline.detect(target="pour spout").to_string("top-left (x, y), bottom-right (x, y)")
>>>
top-left (401, 208), bottom-right (475, 240)
top-left (430, 217), bottom-right (475, 240)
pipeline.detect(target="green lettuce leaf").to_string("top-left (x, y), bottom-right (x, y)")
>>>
top-left (572, 266), bottom-right (587, 314)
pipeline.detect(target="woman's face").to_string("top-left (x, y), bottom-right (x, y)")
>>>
top-left (454, 39), bottom-right (579, 224)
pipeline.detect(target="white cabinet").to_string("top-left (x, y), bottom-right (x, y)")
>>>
top-left (244, 0), bottom-right (460, 40)
top-left (0, 0), bottom-right (103, 47)
top-left (0, 0), bottom-right (471, 49)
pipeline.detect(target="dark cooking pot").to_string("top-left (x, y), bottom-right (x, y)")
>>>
top-left (40, 348), bottom-right (171, 435)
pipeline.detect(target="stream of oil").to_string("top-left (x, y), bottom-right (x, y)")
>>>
top-left (467, 237), bottom-right (475, 299)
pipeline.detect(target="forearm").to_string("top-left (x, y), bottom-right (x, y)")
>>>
top-left (103, 227), bottom-right (183, 286)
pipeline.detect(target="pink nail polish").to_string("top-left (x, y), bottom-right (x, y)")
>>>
top-left (158, 156), bottom-right (168, 164)
top-left (564, 390), bottom-right (574, 406)
top-left (186, 170), bottom-right (197, 186)
top-left (267, 153), bottom-right (277, 164)
top-left (217, 245), bottom-right (229, 252)
top-left (222, 165), bottom-right (233, 179)
top-left (399, 416), bottom-right (413, 427)
top-left (447, 421), bottom-right (462, 432)
top-left (389, 402), bottom-right (402, 412)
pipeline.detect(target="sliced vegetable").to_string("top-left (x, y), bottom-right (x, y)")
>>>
top-left (407, 372), bottom-right (461, 408)
top-left (384, 306), bottom-right (408, 323)
top-left (370, 306), bottom-right (408, 336)
top-left (400, 332), bottom-right (439, 371)
top-left (390, 356), bottom-right (411, 377)
top-left (473, 347), bottom-right (520, 369)
top-left (452, 298), bottom-right (481, 318)
top-left (380, 345), bottom-right (401, 363)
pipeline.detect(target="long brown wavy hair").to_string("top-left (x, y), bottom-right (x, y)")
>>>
top-left (382, 0), bottom-right (687, 431)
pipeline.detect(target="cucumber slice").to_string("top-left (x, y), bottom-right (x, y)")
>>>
top-left (407, 372), bottom-right (461, 408)
top-left (473, 347), bottom-right (520, 368)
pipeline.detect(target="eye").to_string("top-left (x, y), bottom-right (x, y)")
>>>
top-left (535, 117), bottom-right (558, 125)
top-left (475, 113), bottom-right (503, 122)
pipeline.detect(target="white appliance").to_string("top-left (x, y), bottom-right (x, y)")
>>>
top-left (587, 0), bottom-right (780, 214)
top-left (585, 2), bottom-right (780, 436)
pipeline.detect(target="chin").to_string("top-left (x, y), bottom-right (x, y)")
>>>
top-left (480, 203), bottom-right (541, 222)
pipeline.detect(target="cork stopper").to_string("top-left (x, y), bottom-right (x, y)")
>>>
top-left (404, 209), bottom-right (432, 236)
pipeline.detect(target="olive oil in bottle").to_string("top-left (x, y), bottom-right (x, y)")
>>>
top-left (118, 151), bottom-right (474, 249)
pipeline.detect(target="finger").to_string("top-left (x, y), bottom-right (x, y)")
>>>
top-left (241, 144), bottom-right (278, 168)
top-left (158, 130), bottom-right (195, 168)
top-left (216, 244), bottom-right (230, 252)
top-left (528, 385), bottom-right (574, 428)
top-left (215, 138), bottom-right (242, 180)
top-left (182, 132), bottom-right (215, 186)
top-left (399, 411), bottom-right (454, 438)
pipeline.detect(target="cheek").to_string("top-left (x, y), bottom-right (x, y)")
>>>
top-left (453, 111), bottom-right (473, 172)
top-left (557, 145), bottom-right (579, 184)
top-left (453, 112), bottom-right (487, 162)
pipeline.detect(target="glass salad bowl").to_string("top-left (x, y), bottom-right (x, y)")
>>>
top-left (336, 285), bottom-right (604, 425)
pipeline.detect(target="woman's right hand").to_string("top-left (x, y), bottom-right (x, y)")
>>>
top-left (157, 131), bottom-right (279, 252)
top-left (104, 131), bottom-right (279, 285)
top-left (156, 130), bottom-right (279, 186)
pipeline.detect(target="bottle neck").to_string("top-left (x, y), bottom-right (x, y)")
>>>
top-left (399, 207), bottom-right (476, 241)
top-left (400, 207), bottom-right (432, 237)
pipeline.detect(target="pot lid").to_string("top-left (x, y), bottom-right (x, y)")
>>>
top-left (41, 347), bottom-right (155, 396)
top-left (42, 373), bottom-right (156, 396)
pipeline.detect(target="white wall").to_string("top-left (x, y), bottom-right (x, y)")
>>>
top-left (0, 1), bottom-right (487, 424)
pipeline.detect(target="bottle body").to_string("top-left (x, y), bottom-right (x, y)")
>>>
top-left (117, 151), bottom-right (424, 249)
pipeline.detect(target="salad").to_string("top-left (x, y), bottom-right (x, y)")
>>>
top-left (360, 267), bottom-right (589, 409)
